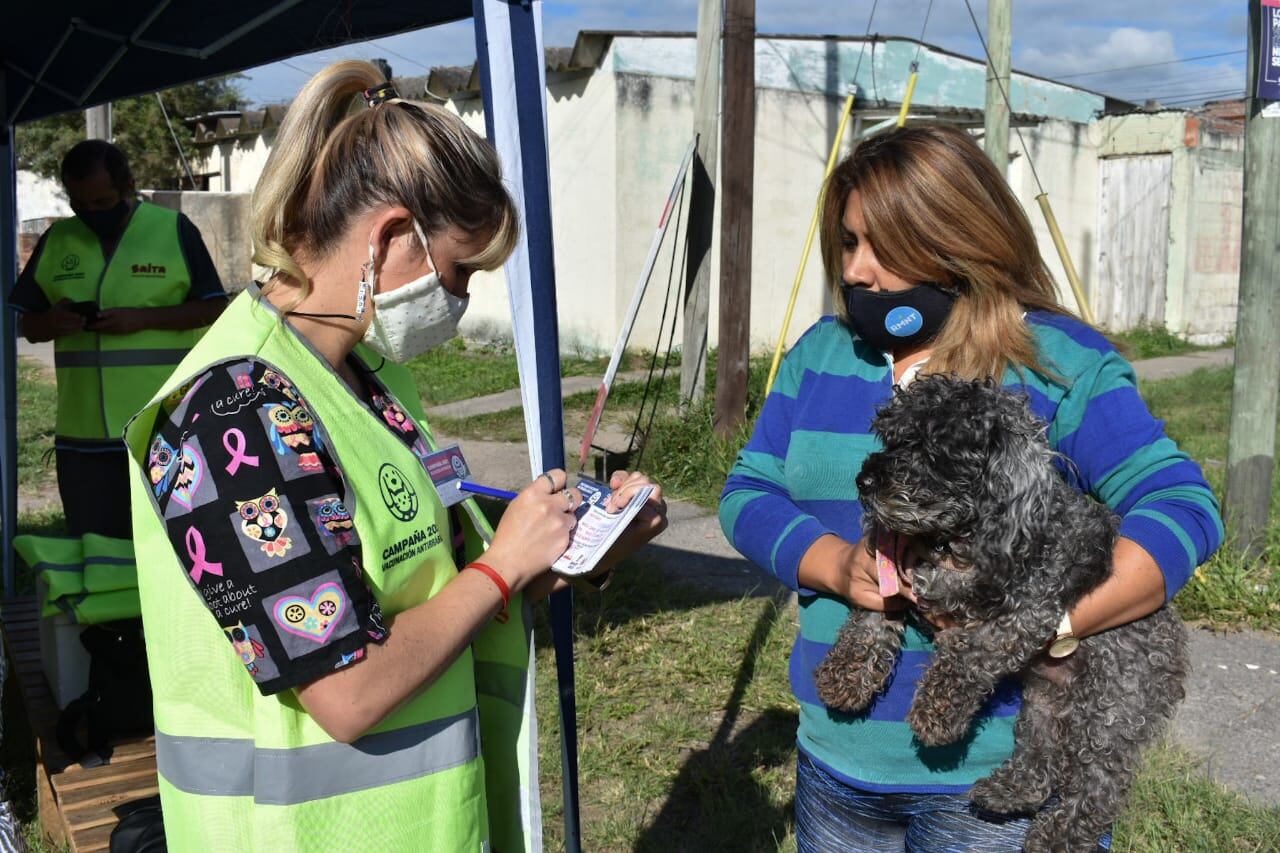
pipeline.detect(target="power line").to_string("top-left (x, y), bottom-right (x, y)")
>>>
top-left (369, 39), bottom-right (434, 74)
top-left (1141, 84), bottom-right (1250, 102)
top-left (1159, 89), bottom-right (1244, 106)
top-left (1117, 74), bottom-right (1247, 100)
top-left (1111, 66), bottom-right (1243, 91)
top-left (962, 0), bottom-right (1045, 195)
top-left (1054, 49), bottom-right (1246, 80)
top-left (850, 0), bottom-right (880, 96)
top-left (911, 0), bottom-right (936, 68)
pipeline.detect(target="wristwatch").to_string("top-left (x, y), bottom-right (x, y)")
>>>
top-left (1047, 611), bottom-right (1079, 658)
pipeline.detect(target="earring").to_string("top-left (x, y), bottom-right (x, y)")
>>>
top-left (355, 260), bottom-right (374, 321)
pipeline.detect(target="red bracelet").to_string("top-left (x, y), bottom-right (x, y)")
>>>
top-left (465, 562), bottom-right (510, 614)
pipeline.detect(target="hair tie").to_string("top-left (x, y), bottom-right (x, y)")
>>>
top-left (363, 82), bottom-right (399, 108)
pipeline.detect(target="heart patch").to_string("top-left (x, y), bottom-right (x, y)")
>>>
top-left (273, 582), bottom-right (347, 643)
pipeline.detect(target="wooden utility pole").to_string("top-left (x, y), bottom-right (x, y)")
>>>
top-left (682, 0), bottom-right (722, 405)
top-left (983, 0), bottom-right (1011, 175)
top-left (714, 0), bottom-right (754, 436)
top-left (1224, 0), bottom-right (1280, 559)
top-left (85, 104), bottom-right (111, 140)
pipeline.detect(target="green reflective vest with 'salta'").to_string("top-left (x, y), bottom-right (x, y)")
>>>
top-left (35, 202), bottom-right (196, 446)
top-left (124, 287), bottom-right (540, 852)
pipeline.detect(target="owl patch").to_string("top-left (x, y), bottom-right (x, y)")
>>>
top-left (259, 369), bottom-right (302, 403)
top-left (148, 436), bottom-right (179, 495)
top-left (149, 436), bottom-right (205, 510)
top-left (235, 488), bottom-right (293, 557)
top-left (264, 401), bottom-right (324, 473)
top-left (225, 622), bottom-right (267, 675)
top-left (308, 494), bottom-right (359, 554)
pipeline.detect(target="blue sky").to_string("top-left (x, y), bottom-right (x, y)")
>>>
top-left (239, 1), bottom-right (1248, 109)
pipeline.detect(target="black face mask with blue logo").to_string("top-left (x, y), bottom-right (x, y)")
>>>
top-left (841, 282), bottom-right (957, 353)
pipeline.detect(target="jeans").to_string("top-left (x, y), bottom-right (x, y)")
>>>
top-left (795, 751), bottom-right (1111, 852)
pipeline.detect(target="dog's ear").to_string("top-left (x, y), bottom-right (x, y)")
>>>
top-left (975, 383), bottom-right (1057, 566)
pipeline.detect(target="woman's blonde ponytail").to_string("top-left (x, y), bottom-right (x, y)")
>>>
top-left (250, 59), bottom-right (515, 311)
top-left (252, 61), bottom-right (383, 303)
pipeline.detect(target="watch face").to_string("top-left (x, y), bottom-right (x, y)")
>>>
top-left (1048, 635), bottom-right (1080, 659)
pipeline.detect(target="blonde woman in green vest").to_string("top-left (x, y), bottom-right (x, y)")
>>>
top-left (122, 61), bottom-right (667, 851)
top-left (11, 139), bottom-right (227, 537)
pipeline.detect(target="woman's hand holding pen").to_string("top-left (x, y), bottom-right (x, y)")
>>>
top-left (483, 468), bottom-right (583, 591)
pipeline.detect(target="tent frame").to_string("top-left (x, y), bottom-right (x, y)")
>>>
top-left (1, 2), bottom-right (578, 848)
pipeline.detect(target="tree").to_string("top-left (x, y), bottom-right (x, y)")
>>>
top-left (17, 76), bottom-right (242, 190)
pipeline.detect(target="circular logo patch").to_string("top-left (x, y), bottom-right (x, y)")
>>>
top-left (378, 463), bottom-right (418, 522)
top-left (61, 254), bottom-right (80, 272)
top-left (884, 306), bottom-right (923, 338)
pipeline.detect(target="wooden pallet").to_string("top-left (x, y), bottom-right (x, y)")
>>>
top-left (1, 597), bottom-right (158, 853)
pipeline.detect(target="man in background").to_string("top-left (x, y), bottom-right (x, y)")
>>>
top-left (11, 139), bottom-right (227, 537)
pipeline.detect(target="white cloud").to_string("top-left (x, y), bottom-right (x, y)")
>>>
top-left (1019, 27), bottom-right (1178, 79)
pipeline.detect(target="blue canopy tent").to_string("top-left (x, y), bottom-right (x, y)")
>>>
top-left (1, 1), bottom-right (578, 848)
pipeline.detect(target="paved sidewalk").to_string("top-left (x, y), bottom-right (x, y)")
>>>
top-left (426, 370), bottom-right (650, 420)
top-left (1132, 347), bottom-right (1234, 381)
top-left (423, 349), bottom-right (1239, 421)
top-left (16, 338), bottom-right (53, 368)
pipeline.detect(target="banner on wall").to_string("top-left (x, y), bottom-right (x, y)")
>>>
top-left (1259, 0), bottom-right (1280, 101)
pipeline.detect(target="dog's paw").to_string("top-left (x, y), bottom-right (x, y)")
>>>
top-left (906, 699), bottom-right (973, 747)
top-left (968, 770), bottom-right (1047, 816)
top-left (814, 659), bottom-right (883, 713)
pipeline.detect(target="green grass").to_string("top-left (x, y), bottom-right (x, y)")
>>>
top-left (532, 564), bottom-right (1280, 851)
top-left (16, 358), bottom-right (57, 490)
top-left (405, 338), bottom-right (649, 407)
top-left (1113, 743), bottom-right (1280, 852)
top-left (1109, 324), bottom-right (1224, 361)
top-left (532, 564), bottom-right (799, 851)
top-left (1139, 367), bottom-right (1280, 632)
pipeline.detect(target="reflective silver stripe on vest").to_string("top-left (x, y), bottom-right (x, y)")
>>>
top-left (156, 708), bottom-right (479, 805)
top-left (54, 349), bottom-right (190, 368)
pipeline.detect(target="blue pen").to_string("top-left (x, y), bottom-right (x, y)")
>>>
top-left (456, 480), bottom-right (519, 501)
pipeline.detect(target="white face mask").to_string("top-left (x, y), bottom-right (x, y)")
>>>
top-left (361, 222), bottom-right (470, 362)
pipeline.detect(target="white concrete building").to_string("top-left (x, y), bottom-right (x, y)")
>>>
top-left (187, 31), bottom-right (1243, 353)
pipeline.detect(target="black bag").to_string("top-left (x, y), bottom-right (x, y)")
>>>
top-left (110, 795), bottom-right (166, 853)
top-left (56, 619), bottom-right (154, 767)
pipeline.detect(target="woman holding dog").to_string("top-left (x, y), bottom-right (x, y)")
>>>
top-left (123, 60), bottom-right (666, 850)
top-left (720, 125), bottom-right (1222, 851)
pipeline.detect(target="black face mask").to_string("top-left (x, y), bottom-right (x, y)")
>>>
top-left (74, 201), bottom-right (131, 242)
top-left (841, 282), bottom-right (957, 352)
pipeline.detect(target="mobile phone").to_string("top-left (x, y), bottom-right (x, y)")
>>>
top-left (66, 301), bottom-right (101, 322)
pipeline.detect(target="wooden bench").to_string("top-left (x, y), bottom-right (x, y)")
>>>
top-left (1, 597), bottom-right (158, 852)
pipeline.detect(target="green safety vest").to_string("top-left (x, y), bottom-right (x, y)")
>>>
top-left (124, 288), bottom-right (539, 852)
top-left (352, 344), bottom-right (542, 853)
top-left (35, 202), bottom-right (197, 445)
top-left (16, 532), bottom-right (141, 624)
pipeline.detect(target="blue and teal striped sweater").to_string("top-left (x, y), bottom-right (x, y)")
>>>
top-left (719, 313), bottom-right (1223, 793)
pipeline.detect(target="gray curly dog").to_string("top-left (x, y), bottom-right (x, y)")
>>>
top-left (814, 375), bottom-right (1188, 853)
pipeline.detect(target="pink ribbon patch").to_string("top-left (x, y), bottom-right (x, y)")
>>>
top-left (185, 526), bottom-right (224, 583)
top-left (222, 428), bottom-right (260, 475)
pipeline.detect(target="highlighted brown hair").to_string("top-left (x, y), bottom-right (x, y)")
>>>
top-left (252, 60), bottom-right (517, 308)
top-left (818, 124), bottom-right (1071, 379)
